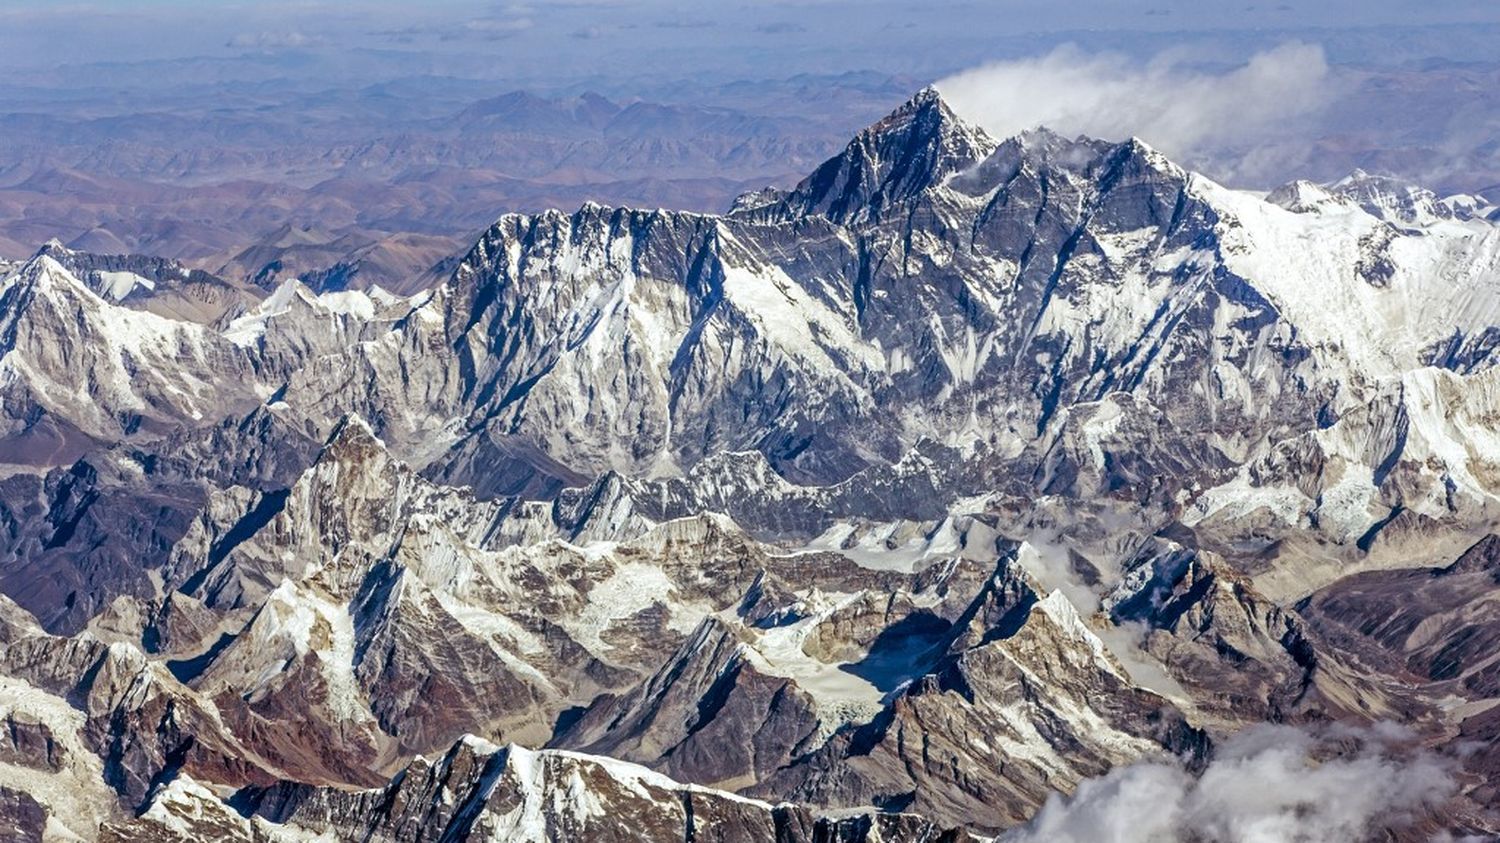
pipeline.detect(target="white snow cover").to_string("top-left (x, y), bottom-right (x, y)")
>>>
top-left (0, 257), bottom-right (223, 429)
top-left (716, 225), bottom-right (882, 385)
top-left (222, 580), bottom-right (375, 724)
top-left (735, 591), bottom-right (887, 740)
top-left (568, 560), bottom-right (701, 656)
top-left (94, 270), bottom-right (156, 301)
top-left (139, 774), bottom-right (246, 837)
top-left (337, 739), bottom-right (787, 842)
top-left (801, 514), bottom-right (1002, 574)
top-left (223, 279), bottom-right (405, 345)
top-left (484, 741), bottom-right (778, 842)
top-left (0, 676), bottom-right (116, 840)
top-left (1193, 175), bottom-right (1500, 377)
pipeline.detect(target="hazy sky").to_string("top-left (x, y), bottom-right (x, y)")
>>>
top-left (2, 0), bottom-right (1498, 197)
top-left (3, 1), bottom-right (1499, 91)
top-left (0, 0), bottom-right (1498, 259)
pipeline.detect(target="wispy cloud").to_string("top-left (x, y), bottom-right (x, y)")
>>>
top-left (226, 30), bottom-right (326, 51)
top-left (461, 16), bottom-right (535, 37)
top-left (654, 17), bottom-right (715, 29)
top-left (937, 42), bottom-right (1339, 183)
top-left (374, 13), bottom-right (535, 43)
top-left (1003, 723), bottom-right (1455, 843)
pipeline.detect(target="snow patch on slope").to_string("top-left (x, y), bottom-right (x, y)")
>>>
top-left (0, 676), bottom-right (116, 840)
top-left (1195, 175), bottom-right (1500, 377)
top-left (95, 270), bottom-right (156, 301)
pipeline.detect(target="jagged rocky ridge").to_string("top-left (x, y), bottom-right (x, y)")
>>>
top-left (0, 87), bottom-right (1497, 839)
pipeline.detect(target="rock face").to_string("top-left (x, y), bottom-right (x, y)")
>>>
top-left (33, 241), bottom-right (264, 323)
top-left (1298, 535), bottom-right (1500, 797)
top-left (103, 739), bottom-right (986, 843)
top-left (0, 87), bottom-right (1499, 839)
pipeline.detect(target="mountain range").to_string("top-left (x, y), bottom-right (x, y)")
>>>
top-left (0, 78), bottom-right (915, 290)
top-left (0, 87), bottom-right (1498, 841)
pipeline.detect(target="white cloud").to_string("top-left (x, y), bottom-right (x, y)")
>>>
top-left (226, 31), bottom-right (325, 51)
top-left (1002, 723), bottom-right (1455, 843)
top-left (936, 42), bottom-right (1338, 182)
top-left (462, 16), bottom-right (535, 36)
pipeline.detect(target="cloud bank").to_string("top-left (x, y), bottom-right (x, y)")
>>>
top-left (936, 43), bottom-right (1338, 184)
top-left (1002, 724), bottom-right (1454, 843)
